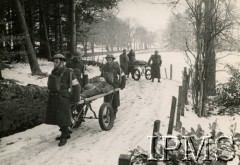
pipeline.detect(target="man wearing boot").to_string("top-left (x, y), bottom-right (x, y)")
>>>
top-left (127, 49), bottom-right (136, 78)
top-left (101, 54), bottom-right (122, 119)
top-left (148, 50), bottom-right (162, 83)
top-left (45, 54), bottom-right (80, 146)
top-left (119, 49), bottom-right (129, 77)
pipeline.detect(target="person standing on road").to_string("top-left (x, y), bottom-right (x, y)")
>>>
top-left (119, 49), bottom-right (129, 76)
top-left (148, 50), bottom-right (162, 82)
top-left (127, 49), bottom-right (136, 78)
top-left (101, 54), bottom-right (124, 118)
top-left (65, 51), bottom-right (85, 89)
top-left (45, 54), bottom-right (80, 147)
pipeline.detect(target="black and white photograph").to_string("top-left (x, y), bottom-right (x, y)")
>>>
top-left (1, 0), bottom-right (240, 164)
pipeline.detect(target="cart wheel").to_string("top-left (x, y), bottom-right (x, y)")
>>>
top-left (133, 69), bottom-right (141, 81)
top-left (145, 69), bottom-right (151, 80)
top-left (71, 104), bottom-right (84, 128)
top-left (98, 103), bottom-right (114, 131)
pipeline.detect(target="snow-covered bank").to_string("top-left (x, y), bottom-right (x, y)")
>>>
top-left (1, 51), bottom-right (240, 165)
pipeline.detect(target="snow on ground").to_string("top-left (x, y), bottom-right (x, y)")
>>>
top-left (2, 60), bottom-right (100, 87)
top-left (1, 51), bottom-right (240, 165)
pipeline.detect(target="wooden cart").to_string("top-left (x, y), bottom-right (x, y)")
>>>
top-left (129, 64), bottom-right (151, 81)
top-left (71, 88), bottom-right (120, 131)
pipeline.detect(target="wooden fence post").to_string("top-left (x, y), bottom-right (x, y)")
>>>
top-left (147, 120), bottom-right (161, 165)
top-left (181, 68), bottom-right (188, 116)
top-left (170, 64), bottom-right (172, 80)
top-left (118, 154), bottom-right (132, 165)
top-left (167, 96), bottom-right (177, 135)
top-left (185, 74), bottom-right (190, 104)
top-left (176, 86), bottom-right (182, 131)
top-left (151, 120), bottom-right (160, 159)
top-left (165, 68), bottom-right (168, 79)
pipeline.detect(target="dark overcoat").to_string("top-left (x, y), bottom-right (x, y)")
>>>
top-left (101, 62), bottom-right (121, 109)
top-left (119, 53), bottom-right (129, 75)
top-left (66, 59), bottom-right (85, 87)
top-left (148, 54), bottom-right (162, 79)
top-left (127, 51), bottom-right (136, 76)
top-left (128, 51), bottom-right (136, 63)
top-left (45, 67), bottom-right (80, 127)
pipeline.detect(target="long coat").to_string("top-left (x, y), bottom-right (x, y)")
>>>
top-left (119, 53), bottom-right (129, 75)
top-left (66, 59), bottom-right (85, 87)
top-left (127, 51), bottom-right (136, 63)
top-left (45, 66), bottom-right (80, 127)
top-left (127, 51), bottom-right (136, 75)
top-left (148, 54), bottom-right (162, 79)
top-left (101, 62), bottom-right (121, 109)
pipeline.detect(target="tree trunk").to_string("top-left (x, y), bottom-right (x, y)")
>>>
top-left (69, 0), bottom-right (76, 58)
top-left (204, 0), bottom-right (216, 96)
top-left (54, 0), bottom-right (59, 52)
top-left (58, 2), bottom-right (63, 52)
top-left (91, 41), bottom-right (94, 54)
top-left (14, 0), bottom-right (42, 75)
top-left (26, 0), bottom-right (35, 47)
top-left (191, 1), bottom-right (203, 115)
top-left (0, 70), bottom-right (3, 80)
top-left (6, 0), bottom-right (12, 51)
top-left (83, 41), bottom-right (88, 54)
top-left (144, 43), bottom-right (147, 50)
top-left (39, 0), bottom-right (52, 60)
top-left (15, 1), bottom-right (27, 63)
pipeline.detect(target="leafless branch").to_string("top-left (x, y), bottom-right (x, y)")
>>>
top-left (216, 53), bottom-right (240, 61)
top-left (185, 40), bottom-right (196, 59)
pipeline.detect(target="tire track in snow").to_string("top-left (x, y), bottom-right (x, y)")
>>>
top-left (0, 79), bottom-right (180, 165)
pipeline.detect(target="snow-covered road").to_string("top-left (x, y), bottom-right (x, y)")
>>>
top-left (0, 78), bottom-right (180, 165)
top-left (1, 50), bottom-right (240, 165)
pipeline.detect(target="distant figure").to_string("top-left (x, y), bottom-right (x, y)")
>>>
top-left (127, 49), bottom-right (136, 78)
top-left (101, 54), bottom-right (123, 118)
top-left (119, 49), bottom-right (129, 76)
top-left (66, 51), bottom-right (85, 88)
top-left (148, 50), bottom-right (162, 82)
top-left (45, 54), bottom-right (80, 146)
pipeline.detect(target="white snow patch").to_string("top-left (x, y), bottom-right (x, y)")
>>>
top-left (1, 51), bottom-right (240, 165)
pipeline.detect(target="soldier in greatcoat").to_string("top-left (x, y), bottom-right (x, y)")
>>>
top-left (45, 54), bottom-right (80, 146)
top-left (148, 50), bottom-right (162, 82)
top-left (127, 49), bottom-right (136, 78)
top-left (65, 51), bottom-right (85, 88)
top-left (101, 54), bottom-right (125, 118)
top-left (119, 49), bottom-right (129, 76)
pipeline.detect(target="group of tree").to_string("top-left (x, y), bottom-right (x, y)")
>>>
top-left (159, 0), bottom-right (240, 116)
top-left (78, 14), bottom-right (157, 54)
top-left (0, 0), bottom-right (120, 75)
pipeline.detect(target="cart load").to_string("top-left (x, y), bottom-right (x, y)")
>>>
top-left (132, 60), bottom-right (148, 66)
top-left (71, 76), bottom-right (119, 131)
top-left (80, 81), bottom-right (114, 98)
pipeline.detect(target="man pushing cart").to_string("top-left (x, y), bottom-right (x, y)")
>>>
top-left (45, 54), bottom-right (125, 147)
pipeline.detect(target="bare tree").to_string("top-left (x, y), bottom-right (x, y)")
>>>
top-left (14, 0), bottom-right (42, 75)
top-left (39, 0), bottom-right (52, 60)
top-left (69, 0), bottom-right (77, 58)
top-left (158, 0), bottom-right (238, 116)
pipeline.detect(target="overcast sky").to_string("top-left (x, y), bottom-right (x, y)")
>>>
top-left (117, 0), bottom-right (186, 31)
